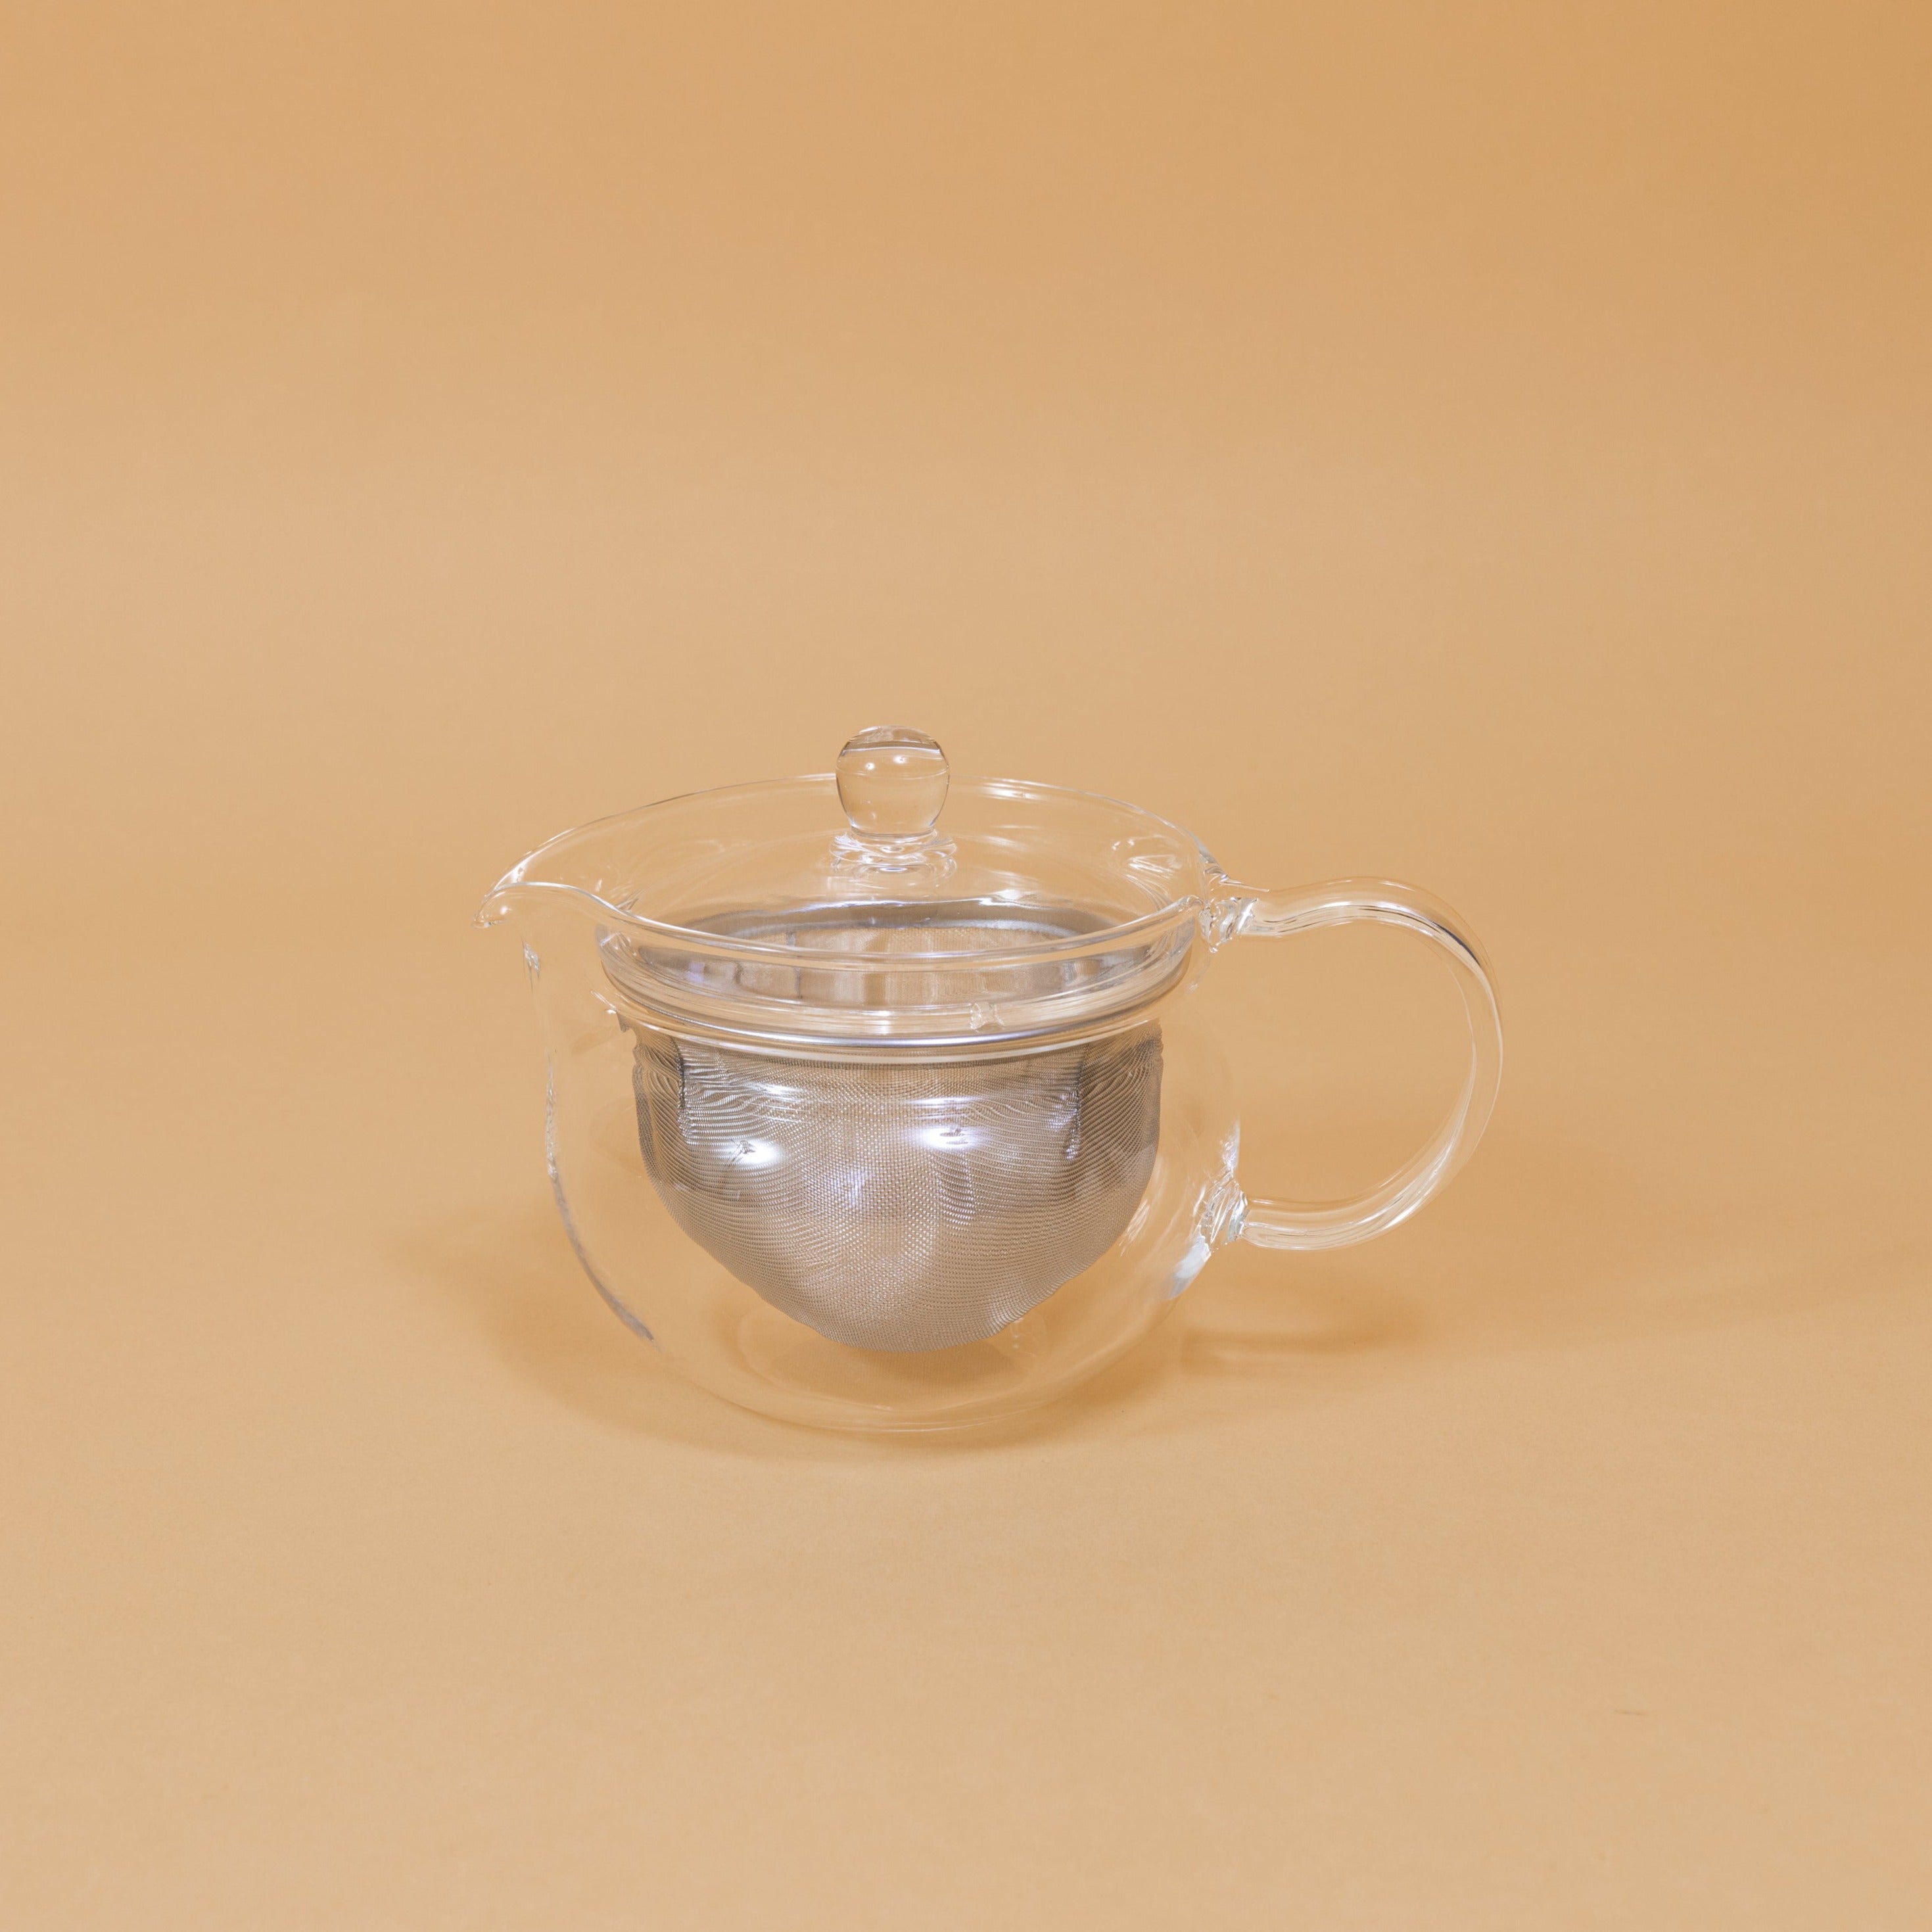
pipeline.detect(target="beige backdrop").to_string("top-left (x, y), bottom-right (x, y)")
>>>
top-left (4, 4), bottom-right (1929, 1927)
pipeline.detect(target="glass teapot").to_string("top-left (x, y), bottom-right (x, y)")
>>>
top-left (480, 727), bottom-right (1501, 1431)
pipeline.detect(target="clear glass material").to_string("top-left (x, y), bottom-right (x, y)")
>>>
top-left (479, 729), bottom-right (1502, 1431)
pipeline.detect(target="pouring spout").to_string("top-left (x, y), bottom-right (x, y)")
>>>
top-left (475, 875), bottom-right (626, 933)
top-left (477, 874), bottom-right (643, 1008)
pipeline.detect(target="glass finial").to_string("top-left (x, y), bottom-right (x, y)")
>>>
top-left (836, 726), bottom-right (949, 839)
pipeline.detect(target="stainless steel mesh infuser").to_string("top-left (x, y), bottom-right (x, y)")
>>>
top-left (630, 1020), bottom-right (1162, 1352)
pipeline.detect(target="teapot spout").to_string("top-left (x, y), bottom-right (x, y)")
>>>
top-left (477, 874), bottom-right (638, 1020)
top-left (477, 802), bottom-right (668, 937)
top-left (476, 868), bottom-right (624, 935)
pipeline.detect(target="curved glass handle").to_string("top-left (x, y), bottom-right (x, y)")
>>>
top-left (1212, 878), bottom-right (1503, 1251)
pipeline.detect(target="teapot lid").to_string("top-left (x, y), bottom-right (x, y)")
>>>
top-left (484, 726), bottom-right (1221, 1049)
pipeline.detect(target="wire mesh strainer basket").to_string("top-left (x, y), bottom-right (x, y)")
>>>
top-left (630, 1017), bottom-right (1162, 1352)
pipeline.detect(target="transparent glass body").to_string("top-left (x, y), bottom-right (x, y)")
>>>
top-left (481, 734), bottom-right (1501, 1432)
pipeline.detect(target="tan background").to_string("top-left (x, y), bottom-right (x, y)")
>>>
top-left (4, 3), bottom-right (1930, 1925)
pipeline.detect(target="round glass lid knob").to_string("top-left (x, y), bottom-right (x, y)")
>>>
top-left (835, 726), bottom-right (950, 839)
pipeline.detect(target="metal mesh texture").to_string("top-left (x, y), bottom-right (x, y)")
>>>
top-left (630, 1024), bottom-right (1163, 1352)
